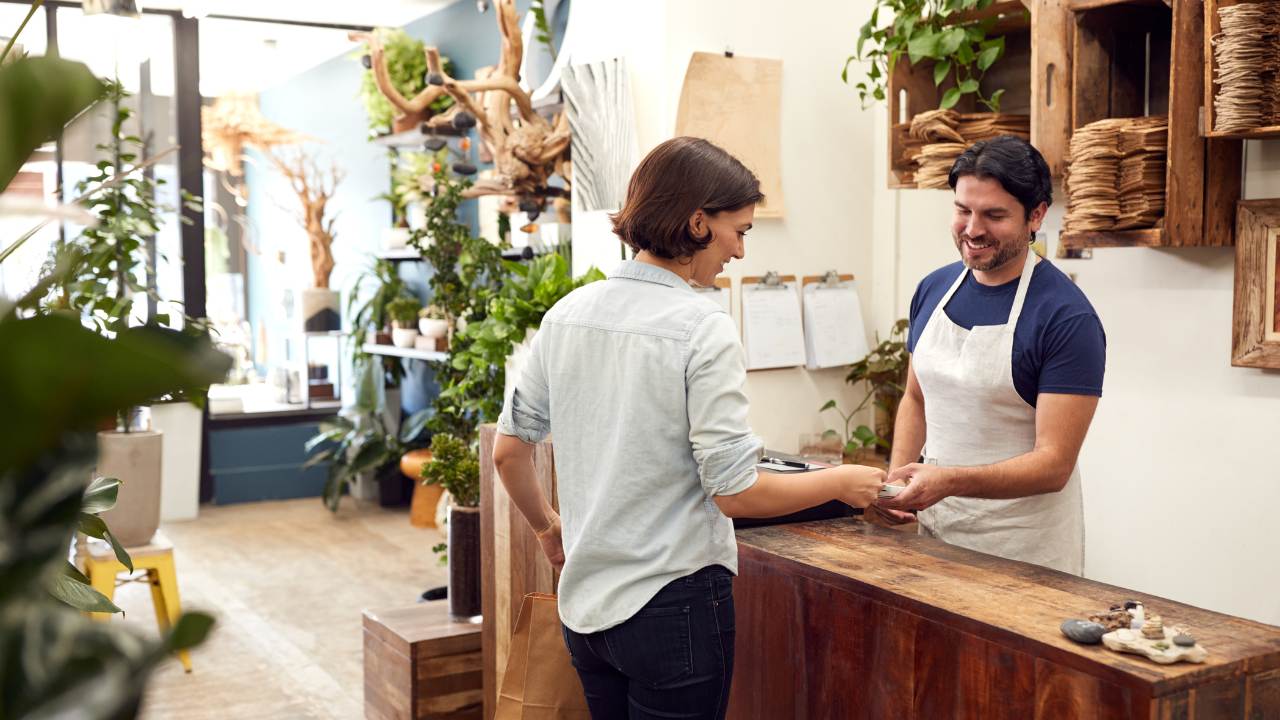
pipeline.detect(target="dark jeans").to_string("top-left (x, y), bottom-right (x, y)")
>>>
top-left (561, 565), bottom-right (735, 720)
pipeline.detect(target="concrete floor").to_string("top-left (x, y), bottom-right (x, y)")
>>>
top-left (108, 497), bottom-right (448, 719)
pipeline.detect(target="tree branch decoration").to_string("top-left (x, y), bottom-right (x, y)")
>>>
top-left (202, 93), bottom-right (310, 208)
top-left (356, 0), bottom-right (572, 204)
top-left (267, 147), bottom-right (344, 289)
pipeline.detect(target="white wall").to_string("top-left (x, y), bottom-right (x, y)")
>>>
top-left (570, 0), bottom-right (883, 452)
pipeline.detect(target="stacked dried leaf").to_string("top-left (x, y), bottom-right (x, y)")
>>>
top-left (1064, 116), bottom-right (1168, 233)
top-left (904, 112), bottom-right (1030, 189)
top-left (1116, 117), bottom-right (1168, 229)
top-left (1212, 1), bottom-right (1280, 133)
top-left (915, 143), bottom-right (969, 189)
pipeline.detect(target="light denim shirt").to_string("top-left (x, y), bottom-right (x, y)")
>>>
top-left (497, 260), bottom-right (762, 633)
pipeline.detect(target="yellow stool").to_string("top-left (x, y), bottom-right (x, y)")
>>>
top-left (83, 531), bottom-right (193, 673)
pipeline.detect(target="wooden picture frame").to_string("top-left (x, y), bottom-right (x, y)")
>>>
top-left (1232, 200), bottom-right (1280, 368)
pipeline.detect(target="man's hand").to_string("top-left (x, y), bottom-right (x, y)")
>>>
top-left (866, 503), bottom-right (916, 525)
top-left (879, 463), bottom-right (953, 512)
top-left (533, 513), bottom-right (565, 570)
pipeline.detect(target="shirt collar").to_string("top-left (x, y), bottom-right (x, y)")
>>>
top-left (610, 260), bottom-right (695, 292)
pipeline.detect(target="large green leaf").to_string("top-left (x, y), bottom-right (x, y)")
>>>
top-left (0, 56), bottom-right (106, 191)
top-left (0, 317), bottom-right (231, 471)
top-left (166, 611), bottom-right (215, 650)
top-left (80, 476), bottom-right (120, 515)
top-left (49, 571), bottom-right (121, 614)
top-left (77, 512), bottom-right (133, 572)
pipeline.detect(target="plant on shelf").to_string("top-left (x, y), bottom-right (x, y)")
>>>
top-left (385, 296), bottom-right (422, 329)
top-left (356, 28), bottom-right (456, 136)
top-left (349, 258), bottom-right (414, 385)
top-left (844, 0), bottom-right (1016, 111)
top-left (844, 318), bottom-right (911, 455)
top-left (820, 399), bottom-right (890, 463)
top-left (446, 252), bottom-right (605, 424)
top-left (410, 166), bottom-right (509, 440)
top-left (379, 151), bottom-right (434, 228)
top-left (305, 359), bottom-right (432, 512)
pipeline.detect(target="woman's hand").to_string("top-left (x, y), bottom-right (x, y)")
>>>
top-left (834, 464), bottom-right (887, 508)
top-left (533, 513), bottom-right (565, 570)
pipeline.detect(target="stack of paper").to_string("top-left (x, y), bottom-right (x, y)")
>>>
top-left (741, 283), bottom-right (806, 371)
top-left (802, 283), bottom-right (870, 370)
top-left (956, 112), bottom-right (1031, 142)
top-left (1212, 2), bottom-right (1280, 133)
top-left (1063, 118), bottom-right (1127, 232)
top-left (914, 143), bottom-right (969, 189)
top-left (903, 112), bottom-right (1031, 188)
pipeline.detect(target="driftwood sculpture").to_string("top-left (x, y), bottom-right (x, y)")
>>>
top-left (268, 148), bottom-right (344, 289)
top-left (354, 0), bottom-right (571, 204)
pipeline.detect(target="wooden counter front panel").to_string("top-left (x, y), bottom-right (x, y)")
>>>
top-left (729, 546), bottom-right (1154, 720)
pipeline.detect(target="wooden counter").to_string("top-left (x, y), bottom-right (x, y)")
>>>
top-left (729, 519), bottom-right (1280, 719)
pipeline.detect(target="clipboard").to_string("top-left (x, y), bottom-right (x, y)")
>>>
top-left (740, 272), bottom-right (806, 371)
top-left (694, 276), bottom-right (733, 318)
top-left (800, 270), bottom-right (869, 370)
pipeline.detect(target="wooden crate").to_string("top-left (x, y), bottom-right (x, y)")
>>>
top-left (1204, 0), bottom-right (1280, 139)
top-left (886, 1), bottom-right (1039, 188)
top-left (1060, 0), bottom-right (1243, 249)
top-left (363, 604), bottom-right (482, 720)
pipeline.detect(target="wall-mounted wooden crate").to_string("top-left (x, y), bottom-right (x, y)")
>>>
top-left (1204, 0), bottom-right (1280, 139)
top-left (887, 1), bottom-right (1041, 188)
top-left (1059, 0), bottom-right (1242, 249)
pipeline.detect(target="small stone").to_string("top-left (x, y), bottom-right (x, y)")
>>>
top-left (361, 54), bottom-right (372, 69)
top-left (1173, 634), bottom-right (1196, 647)
top-left (424, 137), bottom-right (448, 152)
top-left (452, 111), bottom-right (477, 130)
top-left (452, 162), bottom-right (477, 176)
top-left (427, 72), bottom-right (445, 86)
top-left (1061, 619), bottom-right (1107, 645)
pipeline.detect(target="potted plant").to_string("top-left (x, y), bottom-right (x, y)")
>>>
top-left (267, 146), bottom-right (344, 333)
top-left (420, 433), bottom-right (481, 619)
top-left (356, 28), bottom-right (457, 136)
top-left (819, 399), bottom-right (890, 464)
top-left (386, 296), bottom-right (422, 348)
top-left (845, 319), bottom-right (911, 455)
top-left (379, 151), bottom-right (435, 251)
top-left (417, 304), bottom-right (449, 344)
top-left (845, 0), bottom-right (1014, 111)
top-left (350, 258), bottom-right (413, 348)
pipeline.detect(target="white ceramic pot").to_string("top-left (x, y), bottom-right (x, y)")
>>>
top-left (96, 430), bottom-right (164, 547)
top-left (382, 227), bottom-right (411, 251)
top-left (418, 317), bottom-right (449, 338)
top-left (300, 288), bottom-right (341, 332)
top-left (149, 402), bottom-right (201, 522)
top-left (391, 327), bottom-right (419, 348)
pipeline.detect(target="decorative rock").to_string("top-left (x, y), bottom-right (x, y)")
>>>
top-left (427, 72), bottom-right (445, 86)
top-left (1061, 619), bottom-right (1108, 645)
top-left (1102, 627), bottom-right (1208, 665)
top-left (1173, 634), bottom-right (1196, 647)
top-left (1089, 610), bottom-right (1132, 632)
top-left (361, 54), bottom-right (372, 69)
top-left (424, 137), bottom-right (448, 152)
top-left (1142, 614), bottom-right (1165, 640)
top-left (452, 111), bottom-right (477, 130)
top-left (452, 162), bottom-right (477, 176)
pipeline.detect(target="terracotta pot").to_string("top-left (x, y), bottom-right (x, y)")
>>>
top-left (448, 505), bottom-right (482, 619)
top-left (96, 430), bottom-right (163, 547)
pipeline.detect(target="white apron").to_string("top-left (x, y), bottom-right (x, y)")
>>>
top-left (913, 252), bottom-right (1084, 575)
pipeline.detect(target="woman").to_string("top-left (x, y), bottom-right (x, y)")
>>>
top-left (493, 137), bottom-right (885, 720)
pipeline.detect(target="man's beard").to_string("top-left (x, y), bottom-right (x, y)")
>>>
top-left (955, 234), bottom-right (1023, 272)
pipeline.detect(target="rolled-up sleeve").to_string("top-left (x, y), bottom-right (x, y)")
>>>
top-left (686, 311), bottom-right (762, 497)
top-left (497, 328), bottom-right (551, 444)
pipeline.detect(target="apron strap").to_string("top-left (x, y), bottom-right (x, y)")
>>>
top-left (1005, 251), bottom-right (1038, 329)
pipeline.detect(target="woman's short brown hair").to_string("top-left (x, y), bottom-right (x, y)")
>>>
top-left (611, 137), bottom-right (764, 260)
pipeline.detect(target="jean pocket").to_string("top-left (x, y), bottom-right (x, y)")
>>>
top-left (606, 605), bottom-right (693, 688)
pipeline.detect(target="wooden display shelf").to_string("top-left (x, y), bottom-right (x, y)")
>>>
top-left (1203, 0), bottom-right (1280, 139)
top-left (1059, 226), bottom-right (1165, 249)
top-left (1067, 0), bottom-right (1241, 247)
top-left (886, 0), bottom-right (1069, 188)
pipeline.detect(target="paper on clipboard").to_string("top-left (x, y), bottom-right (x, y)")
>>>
top-left (741, 275), bottom-right (805, 370)
top-left (695, 278), bottom-right (733, 319)
top-left (802, 276), bottom-right (869, 369)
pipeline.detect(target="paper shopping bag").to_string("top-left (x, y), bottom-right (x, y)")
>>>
top-left (494, 593), bottom-right (590, 720)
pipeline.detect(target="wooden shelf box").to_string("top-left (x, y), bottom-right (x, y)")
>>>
top-left (1203, 0), bottom-right (1280, 140)
top-left (1060, 0), bottom-right (1242, 249)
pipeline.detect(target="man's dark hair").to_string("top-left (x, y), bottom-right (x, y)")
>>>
top-left (948, 135), bottom-right (1052, 219)
top-left (611, 137), bottom-right (764, 260)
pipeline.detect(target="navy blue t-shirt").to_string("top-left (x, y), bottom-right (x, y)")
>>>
top-left (907, 260), bottom-right (1106, 407)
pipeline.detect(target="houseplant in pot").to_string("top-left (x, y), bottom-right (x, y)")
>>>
top-left (420, 433), bottom-right (481, 619)
top-left (386, 296), bottom-right (421, 348)
top-left (267, 146), bottom-right (344, 332)
top-left (844, 318), bottom-right (910, 456)
top-left (819, 398), bottom-right (890, 465)
top-left (417, 304), bottom-right (449, 349)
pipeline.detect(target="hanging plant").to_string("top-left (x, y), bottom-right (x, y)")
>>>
top-left (843, 0), bottom-right (1016, 112)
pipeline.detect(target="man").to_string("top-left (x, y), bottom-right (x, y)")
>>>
top-left (877, 136), bottom-right (1105, 575)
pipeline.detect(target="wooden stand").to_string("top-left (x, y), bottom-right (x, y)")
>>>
top-left (1060, 0), bottom-right (1243, 249)
top-left (363, 603), bottom-right (482, 720)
